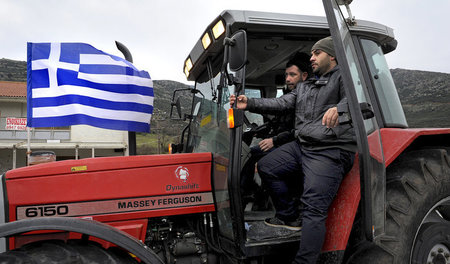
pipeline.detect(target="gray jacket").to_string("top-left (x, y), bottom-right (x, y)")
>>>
top-left (246, 66), bottom-right (356, 152)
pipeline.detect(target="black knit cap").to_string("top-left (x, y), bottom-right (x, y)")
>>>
top-left (311, 36), bottom-right (335, 58)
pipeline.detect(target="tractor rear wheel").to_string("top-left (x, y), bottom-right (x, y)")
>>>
top-left (347, 148), bottom-right (450, 264)
top-left (0, 239), bottom-right (139, 263)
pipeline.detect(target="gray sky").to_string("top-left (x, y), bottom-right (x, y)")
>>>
top-left (1, 0), bottom-right (449, 84)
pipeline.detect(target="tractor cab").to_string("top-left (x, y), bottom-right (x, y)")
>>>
top-left (170, 1), bottom-right (409, 260)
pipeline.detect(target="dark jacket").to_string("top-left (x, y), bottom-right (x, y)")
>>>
top-left (246, 66), bottom-right (356, 152)
top-left (262, 87), bottom-right (296, 147)
top-left (270, 114), bottom-right (295, 147)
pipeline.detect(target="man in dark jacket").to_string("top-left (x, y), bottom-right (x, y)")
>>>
top-left (230, 36), bottom-right (356, 264)
top-left (240, 52), bottom-right (311, 206)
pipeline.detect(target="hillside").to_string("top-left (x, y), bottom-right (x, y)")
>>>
top-left (151, 80), bottom-right (192, 136)
top-left (1, 58), bottom-right (449, 129)
top-left (0, 58), bottom-right (27, 82)
top-left (391, 68), bottom-right (450, 128)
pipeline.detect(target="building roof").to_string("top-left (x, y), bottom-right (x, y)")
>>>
top-left (0, 81), bottom-right (27, 97)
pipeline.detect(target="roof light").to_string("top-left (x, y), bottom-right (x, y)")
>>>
top-left (185, 57), bottom-right (193, 70)
top-left (184, 57), bottom-right (193, 78)
top-left (201, 32), bottom-right (212, 49)
top-left (212, 20), bottom-right (225, 39)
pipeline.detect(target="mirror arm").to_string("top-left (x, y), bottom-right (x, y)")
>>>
top-left (232, 67), bottom-right (245, 94)
top-left (223, 37), bottom-right (236, 47)
top-left (206, 57), bottom-right (217, 102)
top-left (173, 123), bottom-right (189, 153)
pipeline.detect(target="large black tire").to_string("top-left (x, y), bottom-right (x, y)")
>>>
top-left (0, 239), bottom-right (139, 263)
top-left (348, 148), bottom-right (450, 264)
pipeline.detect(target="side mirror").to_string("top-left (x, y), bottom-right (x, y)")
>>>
top-left (226, 30), bottom-right (247, 71)
top-left (170, 97), bottom-right (182, 119)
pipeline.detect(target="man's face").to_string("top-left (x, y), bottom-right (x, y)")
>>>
top-left (310, 49), bottom-right (333, 76)
top-left (285, 65), bottom-right (303, 91)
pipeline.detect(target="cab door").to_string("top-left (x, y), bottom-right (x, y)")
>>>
top-left (322, 0), bottom-right (387, 241)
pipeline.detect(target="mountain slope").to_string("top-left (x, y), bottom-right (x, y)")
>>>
top-left (391, 68), bottom-right (450, 128)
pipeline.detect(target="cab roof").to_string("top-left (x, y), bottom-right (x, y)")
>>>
top-left (185, 10), bottom-right (397, 83)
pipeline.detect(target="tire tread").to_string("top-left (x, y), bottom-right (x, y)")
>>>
top-left (0, 240), bottom-right (138, 264)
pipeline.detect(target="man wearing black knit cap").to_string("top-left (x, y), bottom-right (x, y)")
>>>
top-left (231, 36), bottom-right (356, 263)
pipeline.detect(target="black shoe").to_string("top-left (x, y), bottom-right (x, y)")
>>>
top-left (264, 217), bottom-right (302, 231)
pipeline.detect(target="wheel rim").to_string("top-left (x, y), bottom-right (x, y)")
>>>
top-left (411, 196), bottom-right (450, 264)
top-left (426, 244), bottom-right (450, 264)
top-left (422, 197), bottom-right (450, 224)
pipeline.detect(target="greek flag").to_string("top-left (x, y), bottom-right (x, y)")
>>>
top-left (27, 42), bottom-right (154, 132)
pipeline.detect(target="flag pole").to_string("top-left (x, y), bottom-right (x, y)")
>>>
top-left (26, 126), bottom-right (31, 165)
top-left (115, 41), bottom-right (137, 156)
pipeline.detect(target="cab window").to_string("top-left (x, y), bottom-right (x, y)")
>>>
top-left (360, 39), bottom-right (408, 127)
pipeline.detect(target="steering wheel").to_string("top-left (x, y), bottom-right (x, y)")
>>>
top-left (242, 117), bottom-right (271, 146)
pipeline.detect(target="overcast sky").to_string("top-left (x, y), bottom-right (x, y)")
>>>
top-left (1, 0), bottom-right (449, 84)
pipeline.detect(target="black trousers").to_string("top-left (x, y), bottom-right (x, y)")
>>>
top-left (240, 144), bottom-right (268, 197)
top-left (257, 141), bottom-right (355, 264)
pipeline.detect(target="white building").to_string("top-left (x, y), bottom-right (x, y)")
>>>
top-left (0, 81), bottom-right (128, 174)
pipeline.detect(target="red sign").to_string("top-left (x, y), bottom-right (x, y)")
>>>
top-left (6, 117), bottom-right (27, 130)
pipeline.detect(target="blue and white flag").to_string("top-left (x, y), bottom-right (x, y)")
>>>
top-left (27, 42), bottom-right (154, 132)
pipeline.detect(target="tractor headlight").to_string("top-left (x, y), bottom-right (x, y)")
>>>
top-left (202, 32), bottom-right (212, 49)
top-left (212, 20), bottom-right (225, 39)
top-left (184, 57), bottom-right (193, 78)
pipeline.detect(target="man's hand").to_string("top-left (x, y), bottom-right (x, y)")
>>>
top-left (230, 94), bottom-right (248, 109)
top-left (259, 138), bottom-right (274, 152)
top-left (322, 106), bottom-right (339, 128)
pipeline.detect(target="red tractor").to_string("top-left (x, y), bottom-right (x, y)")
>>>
top-left (1, 1), bottom-right (449, 263)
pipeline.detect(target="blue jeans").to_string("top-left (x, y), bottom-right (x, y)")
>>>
top-left (257, 141), bottom-right (355, 264)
